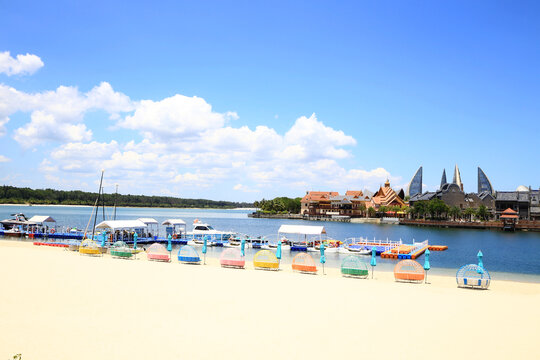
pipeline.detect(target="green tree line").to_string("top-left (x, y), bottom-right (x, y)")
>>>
top-left (410, 199), bottom-right (491, 221)
top-left (253, 197), bottom-right (301, 214)
top-left (0, 185), bottom-right (252, 209)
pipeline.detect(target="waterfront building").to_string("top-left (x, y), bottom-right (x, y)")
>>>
top-left (477, 167), bottom-right (494, 195)
top-left (329, 192), bottom-right (374, 217)
top-left (495, 186), bottom-right (540, 220)
top-left (300, 191), bottom-right (338, 216)
top-left (371, 180), bottom-right (406, 209)
top-left (409, 183), bottom-right (495, 211)
top-left (406, 166), bottom-right (422, 197)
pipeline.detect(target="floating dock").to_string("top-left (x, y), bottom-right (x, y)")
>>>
top-left (381, 240), bottom-right (430, 259)
top-left (345, 237), bottom-right (402, 254)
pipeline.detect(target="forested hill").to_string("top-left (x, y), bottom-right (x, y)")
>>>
top-left (0, 186), bottom-right (253, 208)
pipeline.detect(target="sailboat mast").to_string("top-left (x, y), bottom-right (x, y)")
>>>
top-left (113, 184), bottom-right (118, 220)
top-left (101, 185), bottom-right (106, 221)
top-left (91, 170), bottom-right (105, 239)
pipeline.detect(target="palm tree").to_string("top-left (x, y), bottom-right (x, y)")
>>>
top-left (464, 207), bottom-right (476, 221)
top-left (358, 203), bottom-right (367, 217)
top-left (476, 205), bottom-right (489, 221)
top-left (448, 206), bottom-right (462, 221)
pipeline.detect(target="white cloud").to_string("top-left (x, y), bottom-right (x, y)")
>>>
top-left (14, 111), bottom-right (93, 147)
top-left (0, 51), bottom-right (44, 76)
top-left (0, 155), bottom-right (10, 162)
top-left (0, 63), bottom-right (399, 198)
top-left (119, 94), bottom-right (236, 141)
top-left (0, 82), bottom-right (134, 145)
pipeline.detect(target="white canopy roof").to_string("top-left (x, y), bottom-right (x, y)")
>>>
top-left (162, 219), bottom-right (187, 226)
top-left (278, 224), bottom-right (326, 235)
top-left (137, 218), bottom-right (159, 225)
top-left (26, 215), bottom-right (56, 224)
top-left (96, 220), bottom-right (147, 231)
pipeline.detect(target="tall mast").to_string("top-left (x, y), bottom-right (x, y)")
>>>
top-left (101, 185), bottom-right (106, 221)
top-left (91, 170), bottom-right (105, 239)
top-left (113, 184), bottom-right (118, 220)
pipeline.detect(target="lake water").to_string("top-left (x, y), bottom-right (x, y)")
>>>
top-left (2, 205), bottom-right (540, 281)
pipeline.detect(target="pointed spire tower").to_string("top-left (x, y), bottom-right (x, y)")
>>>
top-left (440, 169), bottom-right (447, 189)
top-left (453, 164), bottom-right (463, 191)
top-left (406, 166), bottom-right (422, 197)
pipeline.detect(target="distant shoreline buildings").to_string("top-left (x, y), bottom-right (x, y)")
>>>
top-left (300, 180), bottom-right (405, 217)
top-left (300, 165), bottom-right (539, 221)
top-left (407, 165), bottom-right (539, 220)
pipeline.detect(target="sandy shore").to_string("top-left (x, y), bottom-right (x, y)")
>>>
top-left (1, 240), bottom-right (539, 360)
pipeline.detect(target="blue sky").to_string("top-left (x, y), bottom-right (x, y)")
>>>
top-left (0, 0), bottom-right (539, 201)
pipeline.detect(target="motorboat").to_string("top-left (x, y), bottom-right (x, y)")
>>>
top-left (0, 213), bottom-right (28, 237)
top-left (188, 220), bottom-right (235, 245)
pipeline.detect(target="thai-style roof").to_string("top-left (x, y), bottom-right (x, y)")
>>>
top-left (372, 180), bottom-right (406, 207)
top-left (345, 190), bottom-right (364, 197)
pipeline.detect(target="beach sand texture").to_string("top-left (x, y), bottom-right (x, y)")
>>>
top-left (1, 240), bottom-right (539, 360)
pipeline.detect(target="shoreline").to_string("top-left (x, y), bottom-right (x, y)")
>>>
top-left (249, 212), bottom-right (540, 231)
top-left (1, 240), bottom-right (539, 359)
top-left (5, 238), bottom-right (540, 282)
top-left (0, 203), bottom-right (254, 210)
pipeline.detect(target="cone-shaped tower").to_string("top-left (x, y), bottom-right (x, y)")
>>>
top-left (440, 169), bottom-right (447, 189)
top-left (453, 164), bottom-right (463, 191)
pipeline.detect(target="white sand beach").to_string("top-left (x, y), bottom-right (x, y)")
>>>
top-left (1, 240), bottom-right (539, 360)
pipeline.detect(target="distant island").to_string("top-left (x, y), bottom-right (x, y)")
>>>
top-left (0, 185), bottom-right (253, 209)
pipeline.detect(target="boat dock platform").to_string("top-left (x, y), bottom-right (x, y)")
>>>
top-left (345, 237), bottom-right (402, 254)
top-left (381, 240), bottom-right (430, 259)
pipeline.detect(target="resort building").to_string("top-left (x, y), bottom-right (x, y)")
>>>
top-left (494, 186), bottom-right (540, 220)
top-left (409, 165), bottom-right (496, 211)
top-left (301, 190), bottom-right (374, 217)
top-left (409, 183), bottom-right (495, 211)
top-left (406, 166), bottom-right (422, 198)
top-left (371, 180), bottom-right (406, 209)
top-left (300, 191), bottom-right (338, 216)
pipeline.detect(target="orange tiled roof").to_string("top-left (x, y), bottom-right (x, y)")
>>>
top-left (301, 191), bottom-right (339, 203)
top-left (502, 208), bottom-right (518, 215)
top-left (345, 190), bottom-right (364, 198)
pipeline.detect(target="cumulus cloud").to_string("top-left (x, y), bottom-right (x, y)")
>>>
top-left (0, 155), bottom-right (10, 162)
top-left (0, 51), bottom-right (44, 76)
top-left (40, 110), bottom-right (395, 197)
top-left (118, 94), bottom-right (236, 141)
top-left (1, 65), bottom-right (398, 197)
top-left (0, 82), bottom-right (134, 145)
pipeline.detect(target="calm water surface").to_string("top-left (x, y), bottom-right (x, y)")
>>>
top-left (2, 205), bottom-right (539, 281)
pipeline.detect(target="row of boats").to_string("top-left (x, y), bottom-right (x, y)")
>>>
top-left (1, 213), bottom-right (404, 255)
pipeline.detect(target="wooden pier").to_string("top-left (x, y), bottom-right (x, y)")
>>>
top-left (399, 219), bottom-right (540, 231)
